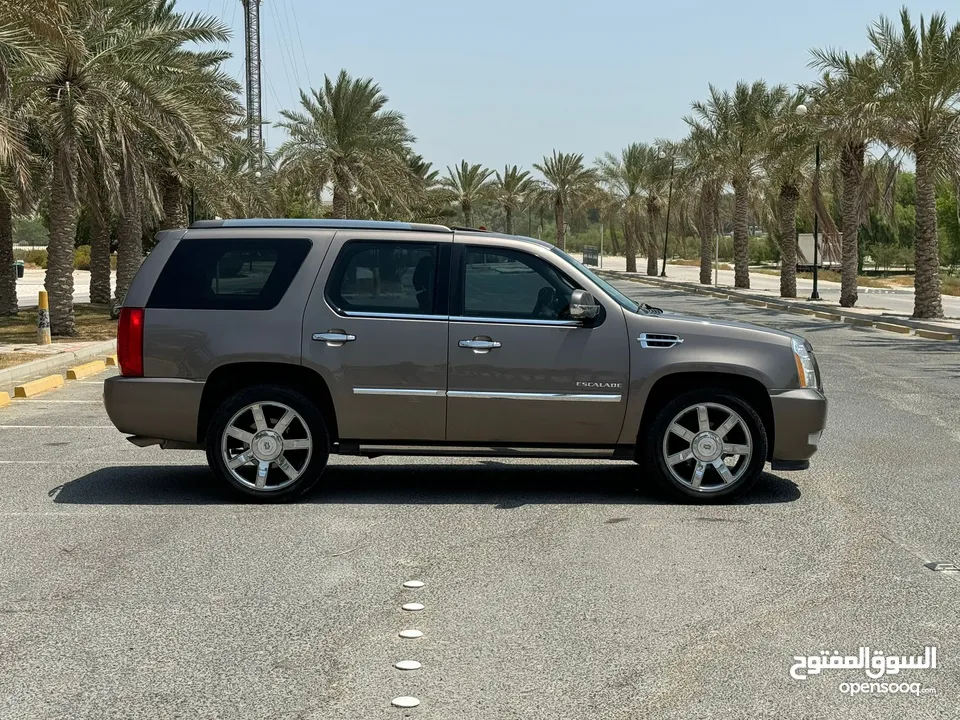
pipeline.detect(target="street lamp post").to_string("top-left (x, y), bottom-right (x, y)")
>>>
top-left (795, 104), bottom-right (821, 301)
top-left (660, 156), bottom-right (675, 277)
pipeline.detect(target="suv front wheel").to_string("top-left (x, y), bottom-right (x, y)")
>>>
top-left (206, 385), bottom-right (330, 501)
top-left (643, 388), bottom-right (768, 502)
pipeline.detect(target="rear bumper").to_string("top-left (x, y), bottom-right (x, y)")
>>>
top-left (103, 376), bottom-right (205, 444)
top-left (769, 388), bottom-right (827, 466)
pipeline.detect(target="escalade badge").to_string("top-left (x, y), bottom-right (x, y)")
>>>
top-left (576, 382), bottom-right (622, 388)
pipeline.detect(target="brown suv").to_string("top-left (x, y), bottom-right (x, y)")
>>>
top-left (103, 219), bottom-right (827, 502)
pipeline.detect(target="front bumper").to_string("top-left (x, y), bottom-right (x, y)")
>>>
top-left (104, 376), bottom-right (205, 444)
top-left (769, 388), bottom-right (827, 466)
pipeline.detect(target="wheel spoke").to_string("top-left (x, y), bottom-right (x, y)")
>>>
top-left (255, 460), bottom-right (270, 488)
top-left (273, 410), bottom-right (295, 436)
top-left (283, 438), bottom-right (310, 450)
top-left (251, 404), bottom-right (267, 432)
top-left (691, 461), bottom-right (707, 488)
top-left (227, 451), bottom-right (254, 469)
top-left (713, 459), bottom-right (735, 484)
top-left (666, 448), bottom-right (694, 465)
top-left (669, 423), bottom-right (695, 442)
top-left (696, 405), bottom-right (710, 432)
top-left (715, 414), bottom-right (739, 439)
top-left (275, 454), bottom-right (299, 480)
top-left (722, 443), bottom-right (750, 456)
top-left (226, 426), bottom-right (253, 444)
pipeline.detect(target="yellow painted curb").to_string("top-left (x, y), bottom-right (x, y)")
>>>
top-left (743, 299), bottom-right (767, 307)
top-left (794, 308), bottom-right (817, 316)
top-left (875, 322), bottom-right (912, 335)
top-left (105, 354), bottom-right (118, 367)
top-left (815, 311), bottom-right (843, 321)
top-left (14, 374), bottom-right (64, 398)
top-left (67, 360), bottom-right (106, 380)
top-left (842, 317), bottom-right (874, 327)
top-left (916, 329), bottom-right (957, 341)
top-left (0, 392), bottom-right (10, 408)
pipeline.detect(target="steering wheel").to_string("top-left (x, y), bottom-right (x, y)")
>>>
top-left (532, 286), bottom-right (557, 319)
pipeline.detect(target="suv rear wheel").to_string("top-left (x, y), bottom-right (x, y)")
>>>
top-left (643, 388), bottom-right (768, 502)
top-left (206, 385), bottom-right (329, 501)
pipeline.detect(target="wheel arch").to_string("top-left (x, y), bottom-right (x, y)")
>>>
top-left (635, 371), bottom-right (774, 461)
top-left (197, 362), bottom-right (338, 444)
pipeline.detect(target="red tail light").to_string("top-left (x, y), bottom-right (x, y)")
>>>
top-left (118, 307), bottom-right (144, 377)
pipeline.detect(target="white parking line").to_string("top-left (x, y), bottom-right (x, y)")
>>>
top-left (15, 400), bottom-right (102, 404)
top-left (0, 425), bottom-right (116, 429)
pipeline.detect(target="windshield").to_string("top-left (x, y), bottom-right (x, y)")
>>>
top-left (551, 247), bottom-right (642, 313)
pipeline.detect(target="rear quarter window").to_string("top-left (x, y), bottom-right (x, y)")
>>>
top-left (147, 238), bottom-right (312, 310)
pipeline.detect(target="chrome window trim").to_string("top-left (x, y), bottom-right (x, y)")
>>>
top-left (341, 310), bottom-right (448, 321)
top-left (353, 388), bottom-right (445, 396)
top-left (449, 315), bottom-right (581, 327)
top-left (447, 390), bottom-right (621, 402)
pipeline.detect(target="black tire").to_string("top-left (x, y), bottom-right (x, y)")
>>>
top-left (205, 384), bottom-right (330, 502)
top-left (642, 388), bottom-right (768, 503)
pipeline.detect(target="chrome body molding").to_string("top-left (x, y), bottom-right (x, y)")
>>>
top-left (353, 388), bottom-right (444, 396)
top-left (351, 388), bottom-right (622, 402)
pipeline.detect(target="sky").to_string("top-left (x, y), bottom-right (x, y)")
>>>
top-left (182, 0), bottom-right (950, 177)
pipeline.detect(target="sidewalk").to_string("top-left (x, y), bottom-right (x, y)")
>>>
top-left (595, 257), bottom-right (960, 342)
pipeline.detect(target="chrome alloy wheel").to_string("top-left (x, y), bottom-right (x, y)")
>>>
top-left (661, 402), bottom-right (753, 493)
top-left (220, 401), bottom-right (313, 492)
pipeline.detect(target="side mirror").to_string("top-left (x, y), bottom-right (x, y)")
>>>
top-left (568, 289), bottom-right (600, 321)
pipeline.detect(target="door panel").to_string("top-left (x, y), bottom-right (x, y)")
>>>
top-left (445, 244), bottom-right (630, 445)
top-left (302, 232), bottom-right (451, 441)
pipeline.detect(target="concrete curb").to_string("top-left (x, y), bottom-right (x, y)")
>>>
top-left (600, 271), bottom-right (960, 342)
top-left (0, 339), bottom-right (117, 389)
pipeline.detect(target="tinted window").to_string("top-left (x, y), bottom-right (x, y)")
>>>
top-left (147, 238), bottom-right (311, 310)
top-left (327, 241), bottom-right (439, 315)
top-left (461, 247), bottom-right (578, 320)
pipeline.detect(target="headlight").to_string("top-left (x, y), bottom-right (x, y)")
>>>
top-left (792, 338), bottom-right (818, 389)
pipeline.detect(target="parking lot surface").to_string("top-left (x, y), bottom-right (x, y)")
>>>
top-left (0, 284), bottom-right (957, 719)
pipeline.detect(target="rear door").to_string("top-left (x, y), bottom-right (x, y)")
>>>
top-left (445, 240), bottom-right (630, 445)
top-left (301, 230), bottom-right (452, 441)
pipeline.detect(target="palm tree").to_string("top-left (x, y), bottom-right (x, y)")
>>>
top-left (815, 9), bottom-right (960, 319)
top-left (679, 127), bottom-right (724, 285)
top-left (805, 57), bottom-right (883, 308)
top-left (534, 151), bottom-right (597, 250)
top-left (276, 70), bottom-right (414, 220)
top-left (492, 165), bottom-right (536, 234)
top-left (641, 143), bottom-right (675, 276)
top-left (598, 144), bottom-right (645, 273)
top-left (442, 161), bottom-right (492, 227)
top-left (689, 81), bottom-right (788, 288)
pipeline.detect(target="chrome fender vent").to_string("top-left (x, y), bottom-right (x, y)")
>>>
top-left (638, 333), bottom-right (684, 349)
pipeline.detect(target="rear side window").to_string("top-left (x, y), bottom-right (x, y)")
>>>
top-left (147, 238), bottom-right (311, 310)
top-left (326, 241), bottom-right (439, 315)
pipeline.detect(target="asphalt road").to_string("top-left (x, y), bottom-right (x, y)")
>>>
top-left (0, 285), bottom-right (958, 719)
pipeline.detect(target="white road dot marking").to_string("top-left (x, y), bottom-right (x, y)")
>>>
top-left (391, 696), bottom-right (420, 708)
top-left (401, 602), bottom-right (424, 611)
top-left (395, 660), bottom-right (421, 671)
top-left (402, 580), bottom-right (425, 589)
top-left (399, 629), bottom-right (423, 639)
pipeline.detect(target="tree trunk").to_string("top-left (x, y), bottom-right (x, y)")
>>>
top-left (331, 174), bottom-right (348, 219)
top-left (0, 193), bottom-right (17, 315)
top-left (839, 142), bottom-right (865, 307)
top-left (777, 184), bottom-right (799, 298)
top-left (624, 213), bottom-right (637, 273)
top-left (646, 210), bottom-right (659, 276)
top-left (115, 174), bottom-right (142, 305)
top-left (46, 143), bottom-right (78, 335)
top-left (463, 200), bottom-right (473, 228)
top-left (732, 179), bottom-right (750, 288)
top-left (159, 172), bottom-right (185, 230)
top-left (913, 149), bottom-right (943, 319)
top-left (697, 187), bottom-right (714, 285)
top-left (89, 181), bottom-right (112, 305)
top-left (505, 206), bottom-right (513, 235)
top-left (554, 198), bottom-right (565, 249)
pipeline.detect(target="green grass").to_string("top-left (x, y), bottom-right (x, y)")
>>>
top-left (0, 304), bottom-right (116, 345)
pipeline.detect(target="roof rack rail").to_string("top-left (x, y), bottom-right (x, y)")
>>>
top-left (451, 226), bottom-right (490, 232)
top-left (187, 218), bottom-right (451, 233)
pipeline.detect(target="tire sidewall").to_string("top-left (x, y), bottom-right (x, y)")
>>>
top-left (646, 388), bottom-right (768, 502)
top-left (206, 384), bottom-right (330, 502)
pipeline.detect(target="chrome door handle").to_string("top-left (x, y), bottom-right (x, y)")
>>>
top-left (459, 339), bottom-right (501, 352)
top-left (313, 331), bottom-right (356, 346)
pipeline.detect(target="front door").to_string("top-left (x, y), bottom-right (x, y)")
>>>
top-left (445, 243), bottom-right (629, 445)
top-left (302, 232), bottom-right (451, 441)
